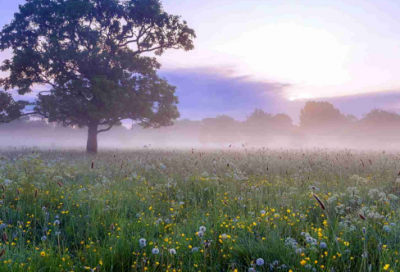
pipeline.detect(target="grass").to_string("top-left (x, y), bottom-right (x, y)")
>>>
top-left (0, 147), bottom-right (399, 272)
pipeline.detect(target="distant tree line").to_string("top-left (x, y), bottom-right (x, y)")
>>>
top-left (1, 101), bottom-right (399, 149)
top-left (192, 101), bottom-right (400, 148)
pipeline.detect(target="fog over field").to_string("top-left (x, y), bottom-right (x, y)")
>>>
top-left (1, 102), bottom-right (400, 151)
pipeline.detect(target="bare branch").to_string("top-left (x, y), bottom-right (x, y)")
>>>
top-left (20, 112), bottom-right (43, 118)
top-left (97, 124), bottom-right (114, 134)
top-left (1, 111), bottom-right (45, 124)
top-left (118, 39), bottom-right (138, 47)
top-left (132, 45), bottom-right (180, 56)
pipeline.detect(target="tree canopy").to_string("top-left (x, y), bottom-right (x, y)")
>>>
top-left (0, 90), bottom-right (29, 124)
top-left (199, 115), bottom-right (241, 145)
top-left (0, 0), bottom-right (196, 153)
top-left (299, 101), bottom-right (345, 131)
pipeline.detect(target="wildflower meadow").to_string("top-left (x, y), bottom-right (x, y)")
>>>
top-left (0, 148), bottom-right (399, 272)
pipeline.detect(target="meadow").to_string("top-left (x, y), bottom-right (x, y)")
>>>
top-left (0, 147), bottom-right (399, 272)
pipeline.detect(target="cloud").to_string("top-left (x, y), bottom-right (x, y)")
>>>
top-left (159, 66), bottom-right (291, 120)
top-left (324, 90), bottom-right (400, 117)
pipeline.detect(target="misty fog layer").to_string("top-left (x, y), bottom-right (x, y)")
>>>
top-left (0, 101), bottom-right (398, 150)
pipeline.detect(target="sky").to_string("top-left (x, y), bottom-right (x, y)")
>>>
top-left (1, 0), bottom-right (400, 123)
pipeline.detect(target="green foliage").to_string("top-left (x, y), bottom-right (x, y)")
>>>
top-left (0, 90), bottom-right (29, 124)
top-left (0, 149), bottom-right (398, 271)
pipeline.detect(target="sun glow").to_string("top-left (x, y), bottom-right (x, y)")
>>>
top-left (288, 93), bottom-right (315, 101)
top-left (215, 23), bottom-right (351, 87)
top-left (210, 21), bottom-right (400, 101)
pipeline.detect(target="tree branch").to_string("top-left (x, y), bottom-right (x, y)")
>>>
top-left (133, 46), bottom-right (164, 56)
top-left (22, 111), bottom-right (49, 119)
top-left (97, 124), bottom-right (114, 134)
top-left (118, 39), bottom-right (138, 47)
top-left (1, 111), bottom-right (45, 124)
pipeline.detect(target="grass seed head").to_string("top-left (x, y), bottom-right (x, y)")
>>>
top-left (313, 194), bottom-right (325, 210)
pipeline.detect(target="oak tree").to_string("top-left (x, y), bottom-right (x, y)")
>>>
top-left (0, 0), bottom-right (196, 153)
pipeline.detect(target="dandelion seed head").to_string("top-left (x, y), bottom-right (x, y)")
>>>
top-left (256, 258), bottom-right (264, 266)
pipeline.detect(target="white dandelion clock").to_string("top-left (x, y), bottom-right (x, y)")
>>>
top-left (256, 258), bottom-right (264, 266)
top-left (139, 238), bottom-right (146, 248)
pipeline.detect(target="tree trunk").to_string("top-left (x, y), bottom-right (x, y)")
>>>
top-left (86, 122), bottom-right (98, 154)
